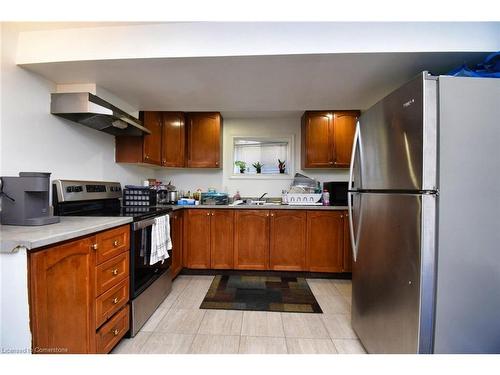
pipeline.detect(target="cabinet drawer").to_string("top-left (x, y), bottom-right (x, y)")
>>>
top-left (95, 225), bottom-right (130, 265)
top-left (95, 252), bottom-right (129, 296)
top-left (95, 278), bottom-right (129, 329)
top-left (96, 304), bottom-right (130, 354)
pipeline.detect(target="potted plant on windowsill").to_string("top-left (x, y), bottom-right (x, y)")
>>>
top-left (278, 159), bottom-right (286, 174)
top-left (234, 160), bottom-right (247, 174)
top-left (252, 162), bottom-right (263, 174)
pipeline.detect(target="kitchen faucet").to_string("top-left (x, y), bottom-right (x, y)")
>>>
top-left (258, 193), bottom-right (268, 201)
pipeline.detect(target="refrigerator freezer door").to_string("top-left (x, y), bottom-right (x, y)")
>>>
top-left (356, 73), bottom-right (437, 191)
top-left (351, 192), bottom-right (436, 353)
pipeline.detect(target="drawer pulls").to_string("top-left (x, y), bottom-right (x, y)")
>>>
top-left (113, 240), bottom-right (120, 247)
top-left (111, 269), bottom-right (119, 276)
top-left (91, 243), bottom-right (98, 250)
top-left (112, 328), bottom-right (120, 336)
top-left (112, 297), bottom-right (119, 304)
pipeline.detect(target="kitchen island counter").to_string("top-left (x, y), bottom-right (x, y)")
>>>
top-left (0, 216), bottom-right (132, 254)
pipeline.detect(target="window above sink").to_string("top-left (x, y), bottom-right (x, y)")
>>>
top-left (231, 135), bottom-right (294, 179)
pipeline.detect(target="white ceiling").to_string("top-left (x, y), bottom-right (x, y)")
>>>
top-left (22, 51), bottom-right (487, 115)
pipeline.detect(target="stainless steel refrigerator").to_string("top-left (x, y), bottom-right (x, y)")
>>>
top-left (348, 72), bottom-right (500, 354)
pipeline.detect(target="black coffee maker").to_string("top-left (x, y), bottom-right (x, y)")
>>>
top-left (0, 172), bottom-right (60, 226)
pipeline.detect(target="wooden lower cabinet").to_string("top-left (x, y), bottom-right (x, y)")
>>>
top-left (29, 236), bottom-right (96, 354)
top-left (184, 209), bottom-right (211, 269)
top-left (29, 225), bottom-right (131, 354)
top-left (306, 211), bottom-right (345, 272)
top-left (210, 210), bottom-right (234, 269)
top-left (170, 210), bottom-right (184, 278)
top-left (269, 210), bottom-right (307, 271)
top-left (234, 210), bottom-right (270, 270)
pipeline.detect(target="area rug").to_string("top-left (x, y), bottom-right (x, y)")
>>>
top-left (200, 275), bottom-right (322, 313)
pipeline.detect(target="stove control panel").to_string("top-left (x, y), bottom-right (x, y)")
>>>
top-left (53, 180), bottom-right (122, 202)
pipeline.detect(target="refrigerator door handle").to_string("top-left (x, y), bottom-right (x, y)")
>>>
top-left (348, 121), bottom-right (360, 191)
top-left (348, 191), bottom-right (358, 262)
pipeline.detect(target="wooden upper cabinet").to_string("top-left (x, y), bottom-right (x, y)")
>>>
top-left (184, 209), bottom-right (211, 269)
top-left (162, 112), bottom-right (185, 167)
top-left (210, 210), bottom-right (234, 269)
top-left (332, 111), bottom-right (359, 168)
top-left (29, 236), bottom-right (96, 354)
top-left (269, 210), bottom-right (306, 271)
top-left (142, 111), bottom-right (163, 165)
top-left (234, 210), bottom-right (270, 270)
top-left (302, 111), bottom-right (334, 168)
top-left (306, 211), bottom-right (344, 272)
top-left (302, 110), bottom-right (359, 169)
top-left (186, 112), bottom-right (222, 168)
top-left (342, 210), bottom-right (353, 272)
top-left (170, 210), bottom-right (184, 278)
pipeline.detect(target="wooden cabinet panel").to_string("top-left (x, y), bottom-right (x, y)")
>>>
top-left (306, 211), bottom-right (344, 272)
top-left (170, 210), bottom-right (184, 278)
top-left (210, 210), bottom-right (234, 269)
top-left (95, 225), bottom-right (129, 265)
top-left (95, 252), bottom-right (129, 297)
top-left (333, 111), bottom-right (358, 168)
top-left (142, 111), bottom-right (162, 165)
top-left (184, 209), bottom-right (211, 269)
top-left (96, 305), bottom-right (129, 354)
top-left (186, 112), bottom-right (222, 168)
top-left (302, 111), bottom-right (333, 168)
top-left (29, 237), bottom-right (96, 354)
top-left (302, 110), bottom-right (359, 169)
top-left (269, 210), bottom-right (306, 271)
top-left (95, 278), bottom-right (129, 328)
top-left (162, 112), bottom-right (185, 167)
top-left (234, 210), bottom-right (270, 270)
top-left (342, 211), bottom-right (353, 272)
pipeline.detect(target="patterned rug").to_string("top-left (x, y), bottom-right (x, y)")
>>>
top-left (200, 275), bottom-right (322, 313)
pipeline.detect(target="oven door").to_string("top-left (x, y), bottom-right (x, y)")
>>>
top-left (130, 218), bottom-right (171, 298)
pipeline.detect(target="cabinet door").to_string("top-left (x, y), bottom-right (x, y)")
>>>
top-left (333, 111), bottom-right (359, 168)
top-left (269, 210), bottom-right (306, 271)
top-left (302, 111), bottom-right (334, 168)
top-left (342, 211), bottom-right (353, 272)
top-left (210, 210), bottom-right (234, 269)
top-left (306, 211), bottom-right (344, 272)
top-left (186, 112), bottom-right (222, 168)
top-left (184, 209), bottom-right (211, 269)
top-left (29, 237), bottom-right (96, 354)
top-left (162, 112), bottom-right (185, 167)
top-left (142, 111), bottom-right (162, 165)
top-left (234, 210), bottom-right (270, 270)
top-left (170, 210), bottom-right (184, 278)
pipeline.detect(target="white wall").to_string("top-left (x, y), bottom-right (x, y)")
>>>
top-left (156, 116), bottom-right (348, 197)
top-left (0, 23), bottom-right (150, 353)
top-left (0, 23), bottom-right (151, 185)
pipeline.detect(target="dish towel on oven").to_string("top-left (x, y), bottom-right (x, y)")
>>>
top-left (150, 214), bottom-right (172, 265)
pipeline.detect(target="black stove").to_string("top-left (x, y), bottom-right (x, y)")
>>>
top-left (52, 179), bottom-right (173, 337)
top-left (51, 179), bottom-right (171, 221)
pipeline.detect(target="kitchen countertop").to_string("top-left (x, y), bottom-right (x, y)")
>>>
top-left (0, 216), bottom-right (132, 254)
top-left (163, 204), bottom-right (349, 211)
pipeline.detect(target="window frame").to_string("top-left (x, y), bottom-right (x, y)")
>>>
top-left (229, 135), bottom-right (295, 180)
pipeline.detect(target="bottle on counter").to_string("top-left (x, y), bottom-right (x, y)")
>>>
top-left (322, 189), bottom-right (330, 206)
top-left (233, 190), bottom-right (241, 201)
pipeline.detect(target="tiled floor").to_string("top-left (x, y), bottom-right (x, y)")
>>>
top-left (112, 275), bottom-right (366, 354)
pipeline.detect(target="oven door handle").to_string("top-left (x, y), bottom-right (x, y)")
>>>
top-left (132, 218), bottom-right (156, 231)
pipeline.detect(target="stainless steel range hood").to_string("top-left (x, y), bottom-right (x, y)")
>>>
top-left (50, 92), bottom-right (150, 136)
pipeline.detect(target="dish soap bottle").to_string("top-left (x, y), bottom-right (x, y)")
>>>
top-left (322, 189), bottom-right (330, 206)
top-left (233, 190), bottom-right (241, 201)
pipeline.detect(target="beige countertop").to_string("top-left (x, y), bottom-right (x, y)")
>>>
top-left (163, 204), bottom-right (348, 211)
top-left (0, 216), bottom-right (132, 254)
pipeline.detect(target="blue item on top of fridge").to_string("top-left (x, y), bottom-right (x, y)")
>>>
top-left (446, 52), bottom-right (500, 78)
